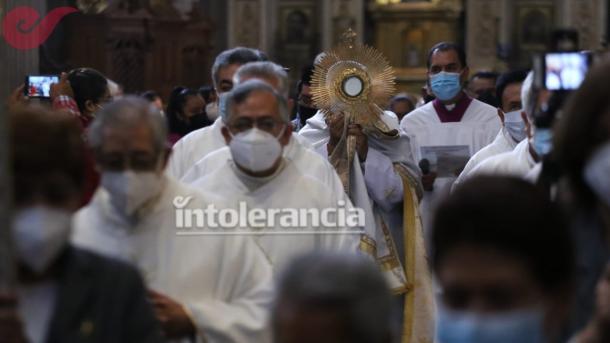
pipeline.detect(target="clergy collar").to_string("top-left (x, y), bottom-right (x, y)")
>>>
top-left (432, 92), bottom-right (473, 123)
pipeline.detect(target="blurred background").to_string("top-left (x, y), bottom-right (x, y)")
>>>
top-left (0, 0), bottom-right (608, 101)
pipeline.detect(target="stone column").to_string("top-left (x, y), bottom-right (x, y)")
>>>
top-left (321, 0), bottom-right (364, 51)
top-left (465, 0), bottom-right (502, 71)
top-left (227, 0), bottom-right (272, 52)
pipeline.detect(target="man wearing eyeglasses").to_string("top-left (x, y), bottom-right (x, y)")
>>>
top-left (189, 80), bottom-right (361, 272)
top-left (71, 96), bottom-right (275, 343)
top-left (400, 42), bottom-right (501, 233)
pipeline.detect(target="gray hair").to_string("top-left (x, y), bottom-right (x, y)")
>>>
top-left (223, 79), bottom-right (290, 123)
top-left (273, 252), bottom-right (396, 343)
top-left (211, 47), bottom-right (267, 89)
top-left (88, 96), bottom-right (167, 155)
top-left (233, 61), bottom-right (289, 98)
top-left (521, 71), bottom-right (535, 121)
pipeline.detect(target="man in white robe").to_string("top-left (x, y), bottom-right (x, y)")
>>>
top-left (299, 108), bottom-right (435, 343)
top-left (71, 97), bottom-right (274, 343)
top-left (181, 61), bottom-right (343, 196)
top-left (453, 70), bottom-right (529, 190)
top-left (168, 47), bottom-right (267, 178)
top-left (400, 42), bottom-right (501, 232)
top-left (189, 80), bottom-right (362, 273)
top-left (461, 72), bottom-right (543, 181)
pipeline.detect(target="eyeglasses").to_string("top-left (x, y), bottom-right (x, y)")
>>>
top-left (228, 117), bottom-right (284, 134)
top-left (97, 152), bottom-right (159, 171)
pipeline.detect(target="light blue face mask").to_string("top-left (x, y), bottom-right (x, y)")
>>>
top-left (533, 128), bottom-right (553, 157)
top-left (504, 110), bottom-right (527, 143)
top-left (430, 72), bottom-right (462, 101)
top-left (436, 307), bottom-right (545, 343)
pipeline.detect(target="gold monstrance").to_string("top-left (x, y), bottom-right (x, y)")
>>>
top-left (311, 28), bottom-right (396, 192)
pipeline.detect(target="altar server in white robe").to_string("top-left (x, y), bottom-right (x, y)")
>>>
top-left (181, 61), bottom-right (342, 194)
top-left (299, 104), bottom-right (434, 343)
top-left (190, 80), bottom-right (361, 273)
top-left (452, 69), bottom-right (529, 190)
top-left (400, 42), bottom-right (501, 232)
top-left (71, 97), bottom-right (274, 343)
top-left (168, 47), bottom-right (267, 178)
top-left (465, 72), bottom-right (546, 180)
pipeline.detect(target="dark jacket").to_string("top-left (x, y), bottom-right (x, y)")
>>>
top-left (44, 246), bottom-right (163, 343)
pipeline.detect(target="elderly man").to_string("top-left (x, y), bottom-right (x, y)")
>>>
top-left (400, 42), bottom-right (501, 231)
top-left (273, 252), bottom-right (396, 343)
top-left (453, 69), bottom-right (529, 190)
top-left (181, 61), bottom-right (343, 193)
top-left (71, 97), bottom-right (274, 343)
top-left (1, 106), bottom-right (162, 343)
top-left (168, 47), bottom-right (267, 178)
top-left (189, 80), bottom-right (361, 272)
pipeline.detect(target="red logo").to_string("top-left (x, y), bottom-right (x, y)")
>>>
top-left (1, 6), bottom-right (79, 50)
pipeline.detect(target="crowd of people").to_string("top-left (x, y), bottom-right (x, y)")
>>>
top-left (2, 41), bottom-right (609, 343)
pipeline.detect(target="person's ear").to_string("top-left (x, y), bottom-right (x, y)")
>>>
top-left (84, 100), bottom-right (97, 115)
top-left (521, 111), bottom-right (533, 138)
top-left (497, 108), bottom-right (505, 124)
top-left (461, 67), bottom-right (470, 84)
top-left (221, 126), bottom-right (232, 145)
top-left (279, 124), bottom-right (292, 146)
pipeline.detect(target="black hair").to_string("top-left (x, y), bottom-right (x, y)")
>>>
top-left (275, 253), bottom-right (395, 343)
top-left (470, 71), bottom-right (499, 82)
top-left (141, 90), bottom-right (160, 102)
top-left (166, 86), bottom-right (203, 135)
top-left (198, 85), bottom-right (215, 103)
top-left (431, 176), bottom-right (574, 293)
top-left (495, 70), bottom-right (528, 109)
top-left (67, 67), bottom-right (108, 114)
top-left (296, 64), bottom-right (315, 94)
top-left (426, 42), bottom-right (468, 70)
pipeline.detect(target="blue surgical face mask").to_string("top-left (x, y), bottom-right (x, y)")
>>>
top-left (436, 306), bottom-right (545, 343)
top-left (532, 128), bottom-right (553, 157)
top-left (504, 110), bottom-right (527, 143)
top-left (430, 72), bottom-right (462, 101)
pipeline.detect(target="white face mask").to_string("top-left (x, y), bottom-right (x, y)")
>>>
top-left (503, 110), bottom-right (527, 143)
top-left (206, 102), bottom-right (219, 121)
top-left (229, 127), bottom-right (284, 173)
top-left (101, 170), bottom-right (164, 216)
top-left (12, 206), bottom-right (72, 273)
top-left (584, 142), bottom-right (610, 207)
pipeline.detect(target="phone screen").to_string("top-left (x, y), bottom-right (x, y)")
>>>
top-left (25, 75), bottom-right (59, 98)
top-left (544, 53), bottom-right (589, 90)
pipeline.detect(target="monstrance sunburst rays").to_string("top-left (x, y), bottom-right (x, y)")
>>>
top-left (311, 28), bottom-right (396, 130)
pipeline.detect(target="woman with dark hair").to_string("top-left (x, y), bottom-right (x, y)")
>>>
top-left (552, 59), bottom-right (610, 337)
top-left (166, 86), bottom-right (212, 144)
top-left (51, 68), bottom-right (110, 129)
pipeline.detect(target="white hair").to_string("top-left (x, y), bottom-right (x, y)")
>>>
top-left (88, 96), bottom-right (167, 155)
top-left (223, 79), bottom-right (290, 123)
top-left (233, 61), bottom-right (289, 98)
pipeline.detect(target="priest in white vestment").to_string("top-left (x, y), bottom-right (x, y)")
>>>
top-left (168, 47), bottom-right (267, 178)
top-left (71, 97), bottom-right (274, 343)
top-left (180, 62), bottom-right (342, 192)
top-left (453, 70), bottom-right (529, 191)
top-left (461, 72), bottom-right (545, 181)
top-left (189, 80), bottom-right (362, 273)
top-left (400, 42), bottom-right (501, 232)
